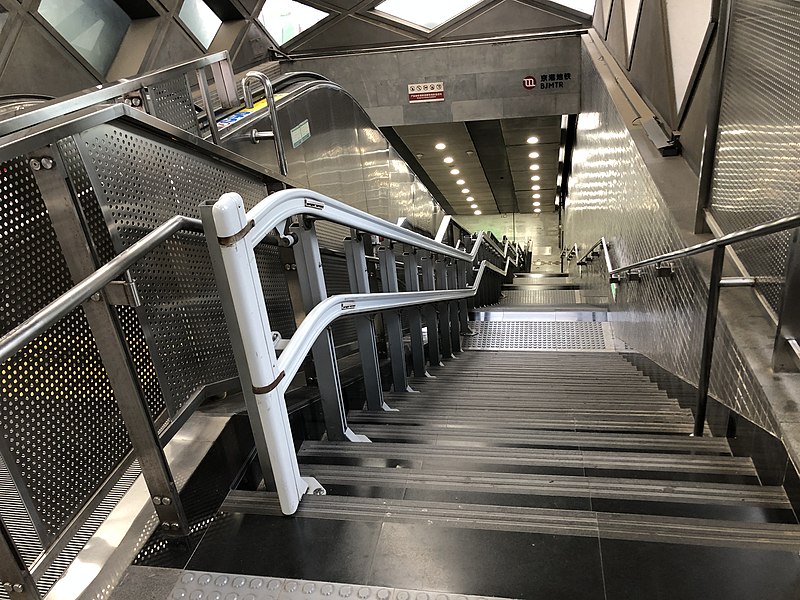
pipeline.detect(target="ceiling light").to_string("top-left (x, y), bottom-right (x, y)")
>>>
top-left (531, 185), bottom-right (541, 191)
top-left (531, 175), bottom-right (541, 181)
top-left (528, 152), bottom-right (540, 159)
top-left (533, 193), bottom-right (541, 199)
top-left (527, 136), bottom-right (539, 144)
top-left (533, 201), bottom-right (541, 207)
top-left (466, 196), bottom-right (474, 202)
top-left (435, 142), bottom-right (446, 150)
top-left (474, 210), bottom-right (482, 215)
top-left (450, 168), bottom-right (460, 175)
top-left (444, 156), bottom-right (454, 164)
top-left (456, 179), bottom-right (465, 185)
top-left (470, 203), bottom-right (478, 209)
top-left (530, 164), bottom-right (540, 171)
top-left (462, 188), bottom-right (470, 194)
top-left (533, 208), bottom-right (542, 213)
top-left (415, 153), bottom-right (424, 159)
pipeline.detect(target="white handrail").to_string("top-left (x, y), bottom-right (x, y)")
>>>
top-left (209, 191), bottom-right (512, 515)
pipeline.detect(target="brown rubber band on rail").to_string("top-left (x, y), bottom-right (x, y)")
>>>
top-left (252, 371), bottom-right (285, 395)
top-left (218, 220), bottom-right (255, 246)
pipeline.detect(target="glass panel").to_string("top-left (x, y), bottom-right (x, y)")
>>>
top-left (258, 0), bottom-right (328, 46)
top-left (179, 0), bottom-right (222, 49)
top-left (622, 0), bottom-right (642, 56)
top-left (373, 0), bottom-right (482, 30)
top-left (38, 0), bottom-right (131, 76)
top-left (0, 10), bottom-right (7, 35)
top-left (549, 0), bottom-right (596, 16)
top-left (665, 0), bottom-right (713, 110)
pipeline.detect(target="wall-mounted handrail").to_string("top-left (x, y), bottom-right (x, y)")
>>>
top-left (0, 216), bottom-right (203, 363)
top-left (579, 212), bottom-right (800, 437)
top-left (206, 190), bottom-right (515, 515)
top-left (242, 71), bottom-right (288, 176)
top-left (610, 212), bottom-right (800, 275)
top-left (578, 237), bottom-right (614, 275)
top-left (0, 52), bottom-right (236, 138)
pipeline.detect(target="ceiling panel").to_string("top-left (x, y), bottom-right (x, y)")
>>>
top-left (393, 115), bottom-right (566, 216)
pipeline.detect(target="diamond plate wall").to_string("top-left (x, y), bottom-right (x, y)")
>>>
top-left (565, 41), bottom-right (780, 435)
top-left (708, 0), bottom-right (800, 314)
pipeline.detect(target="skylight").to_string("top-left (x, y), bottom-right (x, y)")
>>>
top-left (373, 0), bottom-right (482, 31)
top-left (258, 0), bottom-right (329, 46)
top-left (549, 0), bottom-right (597, 16)
top-left (179, 0), bottom-right (222, 49)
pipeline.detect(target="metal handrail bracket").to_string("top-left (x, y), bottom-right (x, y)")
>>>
top-left (206, 190), bottom-right (514, 515)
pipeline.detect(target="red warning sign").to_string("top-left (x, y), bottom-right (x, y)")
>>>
top-left (408, 82), bottom-right (445, 103)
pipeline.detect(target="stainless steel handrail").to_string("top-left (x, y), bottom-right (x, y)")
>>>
top-left (578, 212), bottom-right (800, 437)
top-left (242, 71), bottom-right (289, 176)
top-left (610, 212), bottom-right (800, 275)
top-left (0, 52), bottom-right (235, 137)
top-left (577, 237), bottom-right (614, 275)
top-left (0, 216), bottom-right (203, 363)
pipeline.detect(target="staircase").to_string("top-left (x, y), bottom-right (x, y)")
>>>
top-left (154, 273), bottom-right (800, 600)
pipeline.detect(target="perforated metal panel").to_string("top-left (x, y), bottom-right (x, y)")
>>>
top-left (501, 289), bottom-right (581, 305)
top-left (149, 74), bottom-right (201, 136)
top-left (321, 253), bottom-right (358, 346)
top-left (462, 321), bottom-right (608, 350)
top-left (59, 136), bottom-right (167, 421)
top-left (78, 123), bottom-right (295, 415)
top-left (0, 156), bottom-right (132, 539)
top-left (709, 0), bottom-right (800, 313)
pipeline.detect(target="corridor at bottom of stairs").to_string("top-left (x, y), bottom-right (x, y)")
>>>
top-left (121, 348), bottom-right (800, 600)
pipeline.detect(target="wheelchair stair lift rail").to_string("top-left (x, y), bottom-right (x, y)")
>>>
top-left (202, 188), bottom-right (517, 515)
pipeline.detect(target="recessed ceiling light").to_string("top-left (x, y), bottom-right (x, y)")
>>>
top-left (474, 210), bottom-right (482, 215)
top-left (470, 203), bottom-right (478, 209)
top-left (531, 185), bottom-right (541, 191)
top-left (531, 175), bottom-right (541, 181)
top-left (533, 208), bottom-right (542, 213)
top-left (527, 136), bottom-right (539, 144)
top-left (466, 196), bottom-right (474, 202)
top-left (456, 179), bottom-right (465, 185)
top-left (462, 188), bottom-right (470, 194)
top-left (528, 152), bottom-right (540, 159)
top-left (450, 168), bottom-right (460, 175)
top-left (444, 156), bottom-right (454, 164)
top-left (533, 193), bottom-right (541, 199)
top-left (435, 142), bottom-right (446, 150)
top-left (533, 201), bottom-right (541, 207)
top-left (530, 164), bottom-right (540, 171)
top-left (415, 153), bottom-right (424, 159)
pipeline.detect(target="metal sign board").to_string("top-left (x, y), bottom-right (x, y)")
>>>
top-left (408, 82), bottom-right (445, 103)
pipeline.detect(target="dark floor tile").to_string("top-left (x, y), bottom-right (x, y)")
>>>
top-left (403, 488), bottom-right (592, 511)
top-left (584, 468), bottom-right (759, 485)
top-left (590, 497), bottom-right (797, 524)
top-left (600, 538), bottom-right (800, 600)
top-left (187, 512), bottom-right (382, 583)
top-left (368, 523), bottom-right (606, 599)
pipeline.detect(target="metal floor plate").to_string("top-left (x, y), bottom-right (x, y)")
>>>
top-left (500, 289), bottom-right (582, 305)
top-left (461, 321), bottom-right (612, 351)
top-left (168, 571), bottom-right (512, 600)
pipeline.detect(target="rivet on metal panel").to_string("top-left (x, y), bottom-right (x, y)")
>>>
top-left (40, 157), bottom-right (54, 170)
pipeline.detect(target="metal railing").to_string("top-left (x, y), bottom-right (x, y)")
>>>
top-left (241, 71), bottom-right (288, 176)
top-left (202, 188), bottom-right (517, 515)
top-left (0, 52), bottom-right (238, 139)
top-left (577, 212), bottom-right (800, 437)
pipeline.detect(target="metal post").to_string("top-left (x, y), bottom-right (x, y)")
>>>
top-left (435, 260), bottom-right (454, 359)
top-left (420, 253), bottom-right (443, 368)
top-left (774, 230), bottom-right (800, 372)
top-left (292, 221), bottom-right (364, 441)
top-left (447, 262), bottom-right (461, 353)
top-left (344, 238), bottom-right (392, 409)
top-left (0, 520), bottom-right (39, 600)
top-left (403, 251), bottom-right (429, 377)
top-left (694, 245), bottom-right (726, 437)
top-left (196, 67), bottom-right (221, 145)
top-left (32, 148), bottom-right (189, 535)
top-left (456, 256), bottom-right (472, 336)
top-left (204, 194), bottom-right (323, 515)
top-left (378, 247), bottom-right (412, 392)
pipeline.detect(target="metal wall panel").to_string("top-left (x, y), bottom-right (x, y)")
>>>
top-left (566, 41), bottom-right (779, 434)
top-left (78, 122), bottom-right (295, 416)
top-left (709, 0), bottom-right (800, 314)
top-left (0, 155), bottom-right (132, 540)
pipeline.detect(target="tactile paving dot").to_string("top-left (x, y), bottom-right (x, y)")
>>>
top-left (169, 572), bottom-right (513, 600)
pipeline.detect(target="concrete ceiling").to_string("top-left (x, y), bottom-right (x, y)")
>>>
top-left (391, 115), bottom-right (564, 216)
